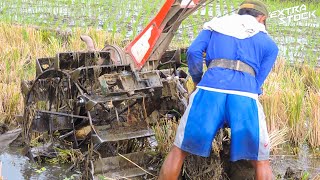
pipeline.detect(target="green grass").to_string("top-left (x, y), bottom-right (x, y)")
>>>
top-left (1, 1), bottom-right (319, 47)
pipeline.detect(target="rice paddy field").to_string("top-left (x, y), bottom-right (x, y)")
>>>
top-left (0, 0), bottom-right (320, 179)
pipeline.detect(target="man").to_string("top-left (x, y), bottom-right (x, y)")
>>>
top-left (158, 0), bottom-right (278, 179)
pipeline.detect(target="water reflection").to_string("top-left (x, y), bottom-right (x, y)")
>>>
top-left (0, 147), bottom-right (78, 180)
top-left (271, 144), bottom-right (320, 179)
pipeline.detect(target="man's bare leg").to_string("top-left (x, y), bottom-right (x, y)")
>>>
top-left (251, 160), bottom-right (273, 180)
top-left (158, 145), bottom-right (188, 180)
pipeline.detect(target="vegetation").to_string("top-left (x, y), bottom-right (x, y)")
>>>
top-left (260, 59), bottom-right (320, 150)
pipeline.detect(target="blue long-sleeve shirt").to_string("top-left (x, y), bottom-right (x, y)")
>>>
top-left (187, 29), bottom-right (278, 95)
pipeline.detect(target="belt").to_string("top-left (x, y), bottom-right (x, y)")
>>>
top-left (208, 59), bottom-right (256, 76)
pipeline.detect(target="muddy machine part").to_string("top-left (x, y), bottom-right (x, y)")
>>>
top-left (21, 0), bottom-right (209, 179)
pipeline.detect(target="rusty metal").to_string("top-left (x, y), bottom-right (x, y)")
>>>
top-left (20, 0), bottom-right (210, 179)
top-left (21, 49), bottom-right (190, 179)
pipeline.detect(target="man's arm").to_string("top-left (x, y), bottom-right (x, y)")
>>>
top-left (256, 41), bottom-right (279, 88)
top-left (187, 30), bottom-right (211, 85)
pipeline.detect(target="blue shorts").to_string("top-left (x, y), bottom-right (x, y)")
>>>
top-left (174, 88), bottom-right (270, 161)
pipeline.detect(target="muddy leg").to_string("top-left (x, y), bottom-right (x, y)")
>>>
top-left (158, 145), bottom-right (188, 180)
top-left (251, 160), bottom-right (274, 180)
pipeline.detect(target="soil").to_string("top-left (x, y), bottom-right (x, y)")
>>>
top-left (0, 123), bottom-right (8, 134)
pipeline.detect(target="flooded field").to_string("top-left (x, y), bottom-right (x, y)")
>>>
top-left (0, 130), bottom-right (79, 180)
top-left (1, 0), bottom-right (319, 62)
top-left (0, 148), bottom-right (77, 180)
top-left (271, 144), bottom-right (320, 179)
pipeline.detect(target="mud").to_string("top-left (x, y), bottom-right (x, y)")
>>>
top-left (181, 129), bottom-right (254, 180)
top-left (0, 128), bottom-right (21, 151)
top-left (0, 126), bottom-right (319, 179)
top-left (0, 124), bottom-right (9, 135)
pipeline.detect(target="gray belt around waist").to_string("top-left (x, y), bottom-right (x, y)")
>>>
top-left (208, 59), bottom-right (256, 76)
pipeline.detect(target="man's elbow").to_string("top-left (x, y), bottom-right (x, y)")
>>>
top-left (186, 48), bottom-right (199, 58)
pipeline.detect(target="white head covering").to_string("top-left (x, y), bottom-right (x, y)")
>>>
top-left (203, 14), bottom-right (267, 39)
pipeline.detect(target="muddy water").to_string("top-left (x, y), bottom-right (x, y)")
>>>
top-left (271, 144), bottom-right (320, 179)
top-left (0, 147), bottom-right (79, 180)
top-left (1, 141), bottom-right (319, 179)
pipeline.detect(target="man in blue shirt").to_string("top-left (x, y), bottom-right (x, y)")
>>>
top-left (159, 0), bottom-right (278, 179)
